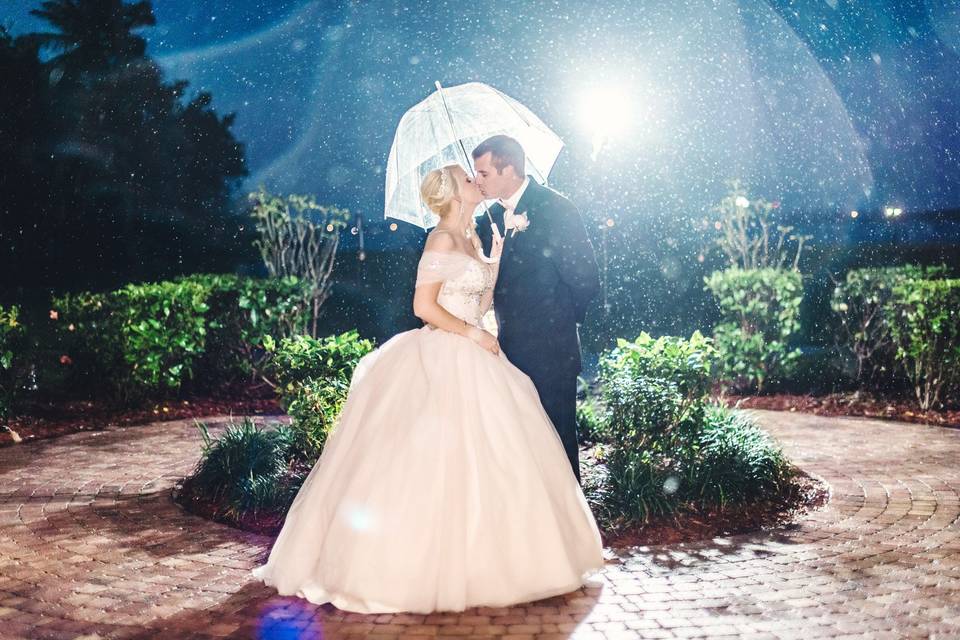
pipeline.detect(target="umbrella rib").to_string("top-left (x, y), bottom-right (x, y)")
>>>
top-left (435, 82), bottom-right (473, 172)
top-left (491, 86), bottom-right (535, 128)
top-left (490, 86), bottom-right (549, 183)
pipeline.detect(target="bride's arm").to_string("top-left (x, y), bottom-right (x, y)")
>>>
top-left (413, 280), bottom-right (474, 337)
top-left (413, 232), bottom-right (490, 344)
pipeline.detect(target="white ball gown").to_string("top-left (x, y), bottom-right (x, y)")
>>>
top-left (251, 249), bottom-right (604, 614)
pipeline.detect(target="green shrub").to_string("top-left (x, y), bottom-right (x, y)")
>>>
top-left (596, 370), bottom-right (696, 524)
top-left (51, 274), bottom-right (316, 403)
top-left (283, 377), bottom-right (350, 462)
top-left (53, 281), bottom-right (209, 403)
top-left (592, 331), bottom-right (791, 529)
top-left (0, 305), bottom-right (26, 426)
top-left (181, 331), bottom-right (374, 525)
top-left (690, 405), bottom-right (791, 506)
top-left (576, 395), bottom-right (606, 445)
top-left (887, 278), bottom-right (960, 410)
top-left (601, 331), bottom-right (717, 415)
top-left (268, 331), bottom-right (374, 462)
top-left (596, 332), bottom-right (708, 523)
top-left (269, 330), bottom-right (374, 385)
top-left (50, 291), bottom-right (123, 397)
top-left (190, 418), bottom-right (301, 519)
top-left (831, 265), bottom-right (949, 388)
top-left (704, 267), bottom-right (803, 393)
top-left (176, 274), bottom-right (312, 387)
top-left (113, 280), bottom-right (210, 399)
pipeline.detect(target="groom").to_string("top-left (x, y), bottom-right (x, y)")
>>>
top-left (473, 135), bottom-right (600, 484)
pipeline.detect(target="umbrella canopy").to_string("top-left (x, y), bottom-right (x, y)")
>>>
top-left (385, 82), bottom-right (564, 230)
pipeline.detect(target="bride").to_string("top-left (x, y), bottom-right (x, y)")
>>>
top-left (251, 163), bottom-right (604, 614)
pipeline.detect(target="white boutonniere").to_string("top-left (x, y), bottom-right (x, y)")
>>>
top-left (510, 211), bottom-right (531, 237)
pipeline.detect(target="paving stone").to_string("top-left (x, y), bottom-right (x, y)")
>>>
top-left (0, 411), bottom-right (958, 638)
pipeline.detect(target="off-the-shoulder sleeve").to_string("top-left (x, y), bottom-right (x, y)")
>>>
top-left (415, 250), bottom-right (472, 287)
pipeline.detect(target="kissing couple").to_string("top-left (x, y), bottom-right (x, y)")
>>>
top-left (253, 134), bottom-right (605, 614)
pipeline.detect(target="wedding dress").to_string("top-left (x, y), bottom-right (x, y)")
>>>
top-left (251, 249), bottom-right (604, 614)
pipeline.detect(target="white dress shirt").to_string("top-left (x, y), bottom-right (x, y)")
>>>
top-left (500, 176), bottom-right (530, 228)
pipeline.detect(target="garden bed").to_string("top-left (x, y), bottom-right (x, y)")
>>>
top-left (582, 451), bottom-right (830, 547)
top-left (720, 392), bottom-right (960, 429)
top-left (174, 443), bottom-right (830, 547)
top-left (7, 389), bottom-right (956, 449)
top-left (1, 384), bottom-right (282, 446)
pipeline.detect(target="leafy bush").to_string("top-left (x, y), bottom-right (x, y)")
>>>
top-left (53, 281), bottom-right (210, 403)
top-left (595, 371), bottom-right (695, 525)
top-left (112, 280), bottom-right (211, 399)
top-left (704, 267), bottom-right (803, 393)
top-left (50, 274), bottom-right (315, 403)
top-left (886, 278), bottom-right (960, 410)
top-left (592, 331), bottom-right (791, 529)
top-left (691, 405), bottom-right (791, 506)
top-left (180, 331), bottom-right (374, 526)
top-left (601, 331), bottom-right (717, 416)
top-left (268, 330), bottom-right (374, 384)
top-left (176, 274), bottom-right (312, 387)
top-left (189, 418), bottom-right (302, 519)
top-left (576, 395), bottom-right (606, 445)
top-left (268, 331), bottom-right (374, 462)
top-left (0, 305), bottom-right (26, 426)
top-left (283, 378), bottom-right (351, 462)
top-left (50, 291), bottom-right (123, 397)
top-left (831, 265), bottom-right (949, 388)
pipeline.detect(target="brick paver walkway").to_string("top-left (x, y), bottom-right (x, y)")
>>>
top-left (0, 410), bottom-right (958, 639)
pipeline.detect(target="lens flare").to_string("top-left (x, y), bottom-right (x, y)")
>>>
top-left (578, 86), bottom-right (632, 161)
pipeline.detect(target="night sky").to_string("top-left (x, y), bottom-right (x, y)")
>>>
top-left (5, 0), bottom-right (959, 250)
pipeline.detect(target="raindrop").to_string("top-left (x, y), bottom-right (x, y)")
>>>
top-left (663, 475), bottom-right (680, 495)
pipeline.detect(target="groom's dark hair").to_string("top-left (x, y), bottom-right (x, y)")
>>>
top-left (472, 135), bottom-right (525, 177)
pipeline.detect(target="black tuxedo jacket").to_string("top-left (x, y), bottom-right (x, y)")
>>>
top-left (477, 179), bottom-right (600, 379)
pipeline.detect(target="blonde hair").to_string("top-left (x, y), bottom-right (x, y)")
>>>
top-left (420, 165), bottom-right (461, 218)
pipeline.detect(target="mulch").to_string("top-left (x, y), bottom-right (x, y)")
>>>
top-left (6, 390), bottom-right (955, 448)
top-left (719, 392), bottom-right (960, 429)
top-left (1, 389), bottom-right (283, 446)
top-left (174, 476), bottom-right (290, 536)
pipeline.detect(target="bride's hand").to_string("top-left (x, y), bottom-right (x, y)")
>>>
top-left (466, 326), bottom-right (500, 355)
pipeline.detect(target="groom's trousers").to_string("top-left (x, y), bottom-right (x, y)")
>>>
top-left (526, 369), bottom-right (580, 484)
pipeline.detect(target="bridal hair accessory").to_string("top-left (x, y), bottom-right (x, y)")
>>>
top-left (438, 168), bottom-right (450, 196)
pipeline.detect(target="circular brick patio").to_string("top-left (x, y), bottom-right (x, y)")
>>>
top-left (0, 410), bottom-right (958, 639)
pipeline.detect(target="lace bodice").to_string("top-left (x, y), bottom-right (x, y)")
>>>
top-left (415, 250), bottom-right (495, 327)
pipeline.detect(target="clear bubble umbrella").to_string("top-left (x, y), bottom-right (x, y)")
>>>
top-left (385, 81), bottom-right (564, 230)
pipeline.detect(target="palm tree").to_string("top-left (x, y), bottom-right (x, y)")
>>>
top-left (27, 0), bottom-right (155, 70)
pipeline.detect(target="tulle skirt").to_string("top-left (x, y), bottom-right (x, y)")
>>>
top-left (251, 325), bottom-right (604, 613)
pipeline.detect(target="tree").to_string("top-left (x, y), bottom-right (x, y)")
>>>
top-left (0, 1), bottom-right (253, 296)
top-left (250, 188), bottom-right (351, 338)
top-left (27, 0), bottom-right (154, 71)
